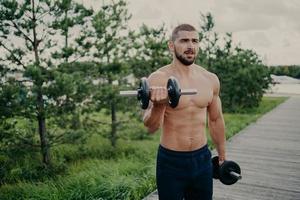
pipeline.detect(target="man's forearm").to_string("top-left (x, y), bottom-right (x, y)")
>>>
top-left (143, 104), bottom-right (166, 133)
top-left (209, 117), bottom-right (226, 160)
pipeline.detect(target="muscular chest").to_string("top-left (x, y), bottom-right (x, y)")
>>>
top-left (176, 78), bottom-right (213, 109)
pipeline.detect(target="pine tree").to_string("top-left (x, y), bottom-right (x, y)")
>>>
top-left (0, 0), bottom-right (94, 168)
top-left (90, 0), bottom-right (132, 147)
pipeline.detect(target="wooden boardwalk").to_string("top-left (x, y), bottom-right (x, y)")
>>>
top-left (144, 97), bottom-right (300, 200)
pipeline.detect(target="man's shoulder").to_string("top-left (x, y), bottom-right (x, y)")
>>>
top-left (194, 65), bottom-right (219, 80)
top-left (149, 65), bottom-right (170, 78)
top-left (193, 65), bottom-right (220, 92)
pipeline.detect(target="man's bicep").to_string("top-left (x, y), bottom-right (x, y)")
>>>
top-left (208, 95), bottom-right (222, 121)
top-left (208, 73), bottom-right (222, 121)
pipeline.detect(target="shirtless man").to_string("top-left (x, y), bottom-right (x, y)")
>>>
top-left (143, 24), bottom-right (226, 200)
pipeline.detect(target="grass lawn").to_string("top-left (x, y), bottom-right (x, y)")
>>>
top-left (0, 97), bottom-right (287, 200)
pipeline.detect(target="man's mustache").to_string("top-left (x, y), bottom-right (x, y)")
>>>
top-left (184, 49), bottom-right (195, 54)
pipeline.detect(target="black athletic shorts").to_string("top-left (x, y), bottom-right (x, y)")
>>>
top-left (156, 144), bottom-right (213, 200)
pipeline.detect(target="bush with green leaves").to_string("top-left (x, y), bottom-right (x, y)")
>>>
top-left (210, 47), bottom-right (271, 112)
top-left (197, 13), bottom-right (271, 112)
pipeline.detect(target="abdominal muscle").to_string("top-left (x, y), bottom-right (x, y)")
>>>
top-left (160, 106), bottom-right (208, 151)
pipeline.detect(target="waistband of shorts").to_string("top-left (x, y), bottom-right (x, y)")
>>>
top-left (158, 144), bottom-right (209, 157)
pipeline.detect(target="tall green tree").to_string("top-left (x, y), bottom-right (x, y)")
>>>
top-left (90, 0), bottom-right (132, 147)
top-left (0, 0), bottom-right (94, 172)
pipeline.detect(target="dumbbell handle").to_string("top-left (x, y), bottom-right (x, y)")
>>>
top-left (179, 89), bottom-right (198, 95)
top-left (119, 90), bottom-right (138, 96)
top-left (229, 171), bottom-right (242, 180)
top-left (119, 89), bottom-right (197, 96)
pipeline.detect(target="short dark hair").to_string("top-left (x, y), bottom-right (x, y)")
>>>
top-left (171, 24), bottom-right (197, 41)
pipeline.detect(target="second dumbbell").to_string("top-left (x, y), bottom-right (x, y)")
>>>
top-left (212, 156), bottom-right (242, 185)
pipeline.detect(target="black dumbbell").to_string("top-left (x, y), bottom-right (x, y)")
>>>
top-left (212, 156), bottom-right (242, 185)
top-left (119, 76), bottom-right (197, 109)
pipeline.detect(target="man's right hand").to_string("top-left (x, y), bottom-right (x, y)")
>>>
top-left (150, 86), bottom-right (168, 105)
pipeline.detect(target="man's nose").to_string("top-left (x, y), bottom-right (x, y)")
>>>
top-left (187, 43), bottom-right (195, 50)
top-left (187, 41), bottom-right (194, 48)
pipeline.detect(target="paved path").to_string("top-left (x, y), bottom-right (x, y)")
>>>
top-left (144, 97), bottom-right (300, 200)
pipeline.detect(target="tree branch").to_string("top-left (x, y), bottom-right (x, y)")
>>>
top-left (37, 10), bottom-right (52, 20)
top-left (40, 28), bottom-right (48, 42)
top-left (0, 41), bottom-right (26, 68)
top-left (1, 78), bottom-right (32, 84)
top-left (24, 12), bottom-right (33, 20)
top-left (11, 20), bottom-right (34, 44)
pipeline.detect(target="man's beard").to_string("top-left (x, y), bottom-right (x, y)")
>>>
top-left (174, 48), bottom-right (196, 66)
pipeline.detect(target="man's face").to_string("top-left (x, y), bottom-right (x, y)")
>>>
top-left (170, 31), bottom-right (200, 66)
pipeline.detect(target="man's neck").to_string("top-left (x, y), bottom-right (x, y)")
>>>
top-left (171, 59), bottom-right (194, 77)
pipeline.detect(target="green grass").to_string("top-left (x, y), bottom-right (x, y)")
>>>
top-left (0, 96), bottom-right (288, 200)
top-left (224, 96), bottom-right (287, 139)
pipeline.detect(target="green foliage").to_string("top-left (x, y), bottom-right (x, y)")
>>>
top-left (0, 1), bottom-right (285, 198)
top-left (129, 24), bottom-right (171, 78)
top-left (269, 65), bottom-right (300, 79)
top-left (212, 47), bottom-right (271, 112)
top-left (0, 80), bottom-right (28, 118)
top-left (91, 0), bottom-right (131, 64)
top-left (0, 116), bottom-right (67, 184)
top-left (51, 0), bottom-right (93, 62)
top-left (0, 159), bottom-right (156, 200)
top-left (89, 0), bottom-right (135, 147)
top-left (0, 0), bottom-right (96, 176)
top-left (0, 97), bottom-right (286, 199)
top-left (198, 13), bottom-right (272, 112)
top-left (0, 137), bottom-right (158, 200)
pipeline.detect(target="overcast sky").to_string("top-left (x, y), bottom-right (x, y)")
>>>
top-left (1, 1), bottom-right (299, 67)
top-left (83, 0), bottom-right (300, 66)
top-left (132, 0), bottom-right (300, 66)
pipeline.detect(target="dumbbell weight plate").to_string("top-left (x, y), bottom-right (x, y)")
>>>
top-left (212, 156), bottom-right (220, 179)
top-left (219, 160), bottom-right (241, 185)
top-left (167, 76), bottom-right (181, 108)
top-left (137, 77), bottom-right (150, 109)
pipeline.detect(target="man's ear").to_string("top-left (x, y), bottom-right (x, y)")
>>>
top-left (168, 40), bottom-right (174, 53)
